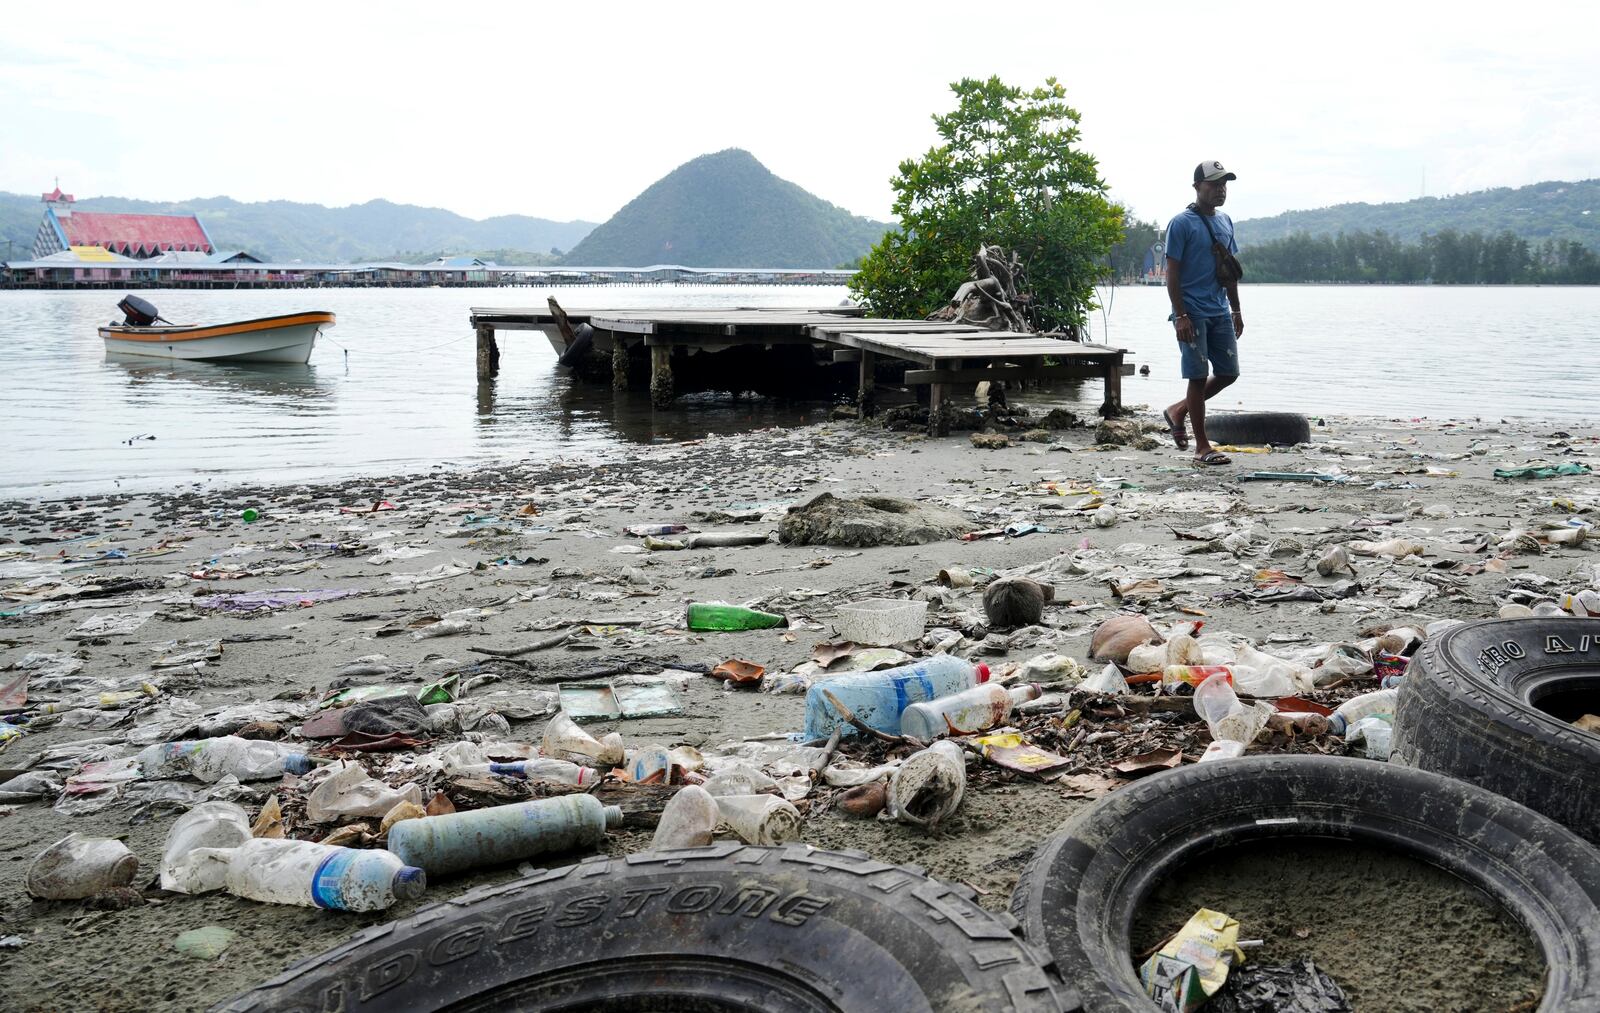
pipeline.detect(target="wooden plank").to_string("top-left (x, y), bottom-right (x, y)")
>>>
top-left (642, 334), bottom-right (817, 348)
top-left (832, 349), bottom-right (862, 362)
top-left (903, 363), bottom-right (1133, 385)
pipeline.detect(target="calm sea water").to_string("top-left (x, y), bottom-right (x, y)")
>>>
top-left (2, 284), bottom-right (1595, 497)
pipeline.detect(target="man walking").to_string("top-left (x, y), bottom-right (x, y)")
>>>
top-left (1161, 160), bottom-right (1243, 465)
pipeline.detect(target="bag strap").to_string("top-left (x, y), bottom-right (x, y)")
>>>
top-left (1187, 203), bottom-right (1227, 249)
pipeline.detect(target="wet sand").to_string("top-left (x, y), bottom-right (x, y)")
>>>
top-left (2, 409), bottom-right (1595, 1011)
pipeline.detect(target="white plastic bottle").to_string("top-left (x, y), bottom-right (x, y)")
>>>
top-left (899, 683), bottom-right (1042, 740)
top-left (138, 736), bottom-right (315, 782)
top-left (714, 794), bottom-right (803, 845)
top-left (224, 838), bottom-right (424, 911)
top-left (1329, 689), bottom-right (1400, 737)
top-left (386, 793), bottom-right (622, 876)
top-left (161, 801), bottom-right (251, 894)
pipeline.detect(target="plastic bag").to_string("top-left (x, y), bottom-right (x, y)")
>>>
top-left (1194, 673), bottom-right (1271, 744)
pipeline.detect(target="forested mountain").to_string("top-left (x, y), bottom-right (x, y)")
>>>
top-left (561, 149), bottom-right (889, 268)
top-left (1237, 179), bottom-right (1600, 249)
top-left (0, 191), bottom-right (595, 264)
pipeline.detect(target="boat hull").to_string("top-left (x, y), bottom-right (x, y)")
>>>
top-left (100, 312), bottom-right (334, 364)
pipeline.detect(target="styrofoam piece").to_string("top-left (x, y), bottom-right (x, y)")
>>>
top-left (833, 599), bottom-right (928, 646)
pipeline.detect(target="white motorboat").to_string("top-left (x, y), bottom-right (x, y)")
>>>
top-left (99, 295), bottom-right (334, 364)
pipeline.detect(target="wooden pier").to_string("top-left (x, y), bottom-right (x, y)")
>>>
top-left (468, 305), bottom-right (1132, 427)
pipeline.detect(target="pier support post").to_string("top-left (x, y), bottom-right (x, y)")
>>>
top-left (857, 351), bottom-right (878, 417)
top-left (1099, 354), bottom-right (1124, 417)
top-left (649, 345), bottom-right (674, 408)
top-left (612, 338), bottom-right (630, 390)
top-left (475, 325), bottom-right (500, 378)
top-left (927, 357), bottom-right (960, 436)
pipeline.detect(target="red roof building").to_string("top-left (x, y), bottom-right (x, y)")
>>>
top-left (31, 185), bottom-right (214, 260)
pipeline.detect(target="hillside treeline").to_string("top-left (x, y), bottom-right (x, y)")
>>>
top-left (1240, 229), bottom-right (1600, 284)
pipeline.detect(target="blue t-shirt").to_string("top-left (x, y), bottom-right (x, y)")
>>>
top-left (1164, 207), bottom-right (1237, 318)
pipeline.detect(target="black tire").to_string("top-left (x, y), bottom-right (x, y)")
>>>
top-left (219, 844), bottom-right (1064, 1013)
top-left (1009, 755), bottom-right (1600, 1012)
top-left (1392, 617), bottom-right (1600, 844)
top-left (1202, 411), bottom-right (1310, 446)
top-left (557, 322), bottom-right (594, 366)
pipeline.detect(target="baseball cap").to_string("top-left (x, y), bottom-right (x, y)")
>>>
top-left (1194, 160), bottom-right (1237, 183)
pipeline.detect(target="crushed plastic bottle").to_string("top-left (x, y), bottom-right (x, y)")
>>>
top-left (225, 838), bottom-right (423, 911)
top-left (888, 740), bottom-right (966, 829)
top-left (700, 763), bottom-right (781, 797)
top-left (714, 794), bottom-right (803, 845)
top-left (161, 801), bottom-right (251, 894)
top-left (138, 736), bottom-right (315, 783)
top-left (803, 656), bottom-right (990, 740)
top-left (899, 683), bottom-right (1042, 740)
top-left (27, 833), bottom-right (140, 899)
top-left (652, 785), bottom-right (721, 849)
top-left (386, 793), bottom-right (622, 876)
top-left (541, 711), bottom-right (624, 767)
top-left (1194, 673), bottom-right (1273, 745)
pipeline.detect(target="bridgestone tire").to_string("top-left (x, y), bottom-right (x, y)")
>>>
top-left (219, 844), bottom-right (1064, 1013)
top-left (1009, 756), bottom-right (1600, 1012)
top-left (1202, 411), bottom-right (1310, 446)
top-left (1393, 617), bottom-right (1600, 844)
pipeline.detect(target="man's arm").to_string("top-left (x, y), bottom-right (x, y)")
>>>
top-left (1166, 256), bottom-right (1193, 342)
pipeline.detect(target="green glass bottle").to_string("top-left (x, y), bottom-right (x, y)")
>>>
top-left (685, 603), bottom-right (788, 632)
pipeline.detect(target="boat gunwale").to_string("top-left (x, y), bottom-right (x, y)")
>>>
top-left (98, 311), bottom-right (335, 343)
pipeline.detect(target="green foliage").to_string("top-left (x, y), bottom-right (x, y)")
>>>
top-left (849, 77), bottom-right (1124, 330)
top-left (0, 191), bottom-right (595, 264)
top-left (1239, 179), bottom-right (1600, 250)
top-left (1239, 229), bottom-right (1600, 284)
top-left (561, 149), bottom-right (887, 268)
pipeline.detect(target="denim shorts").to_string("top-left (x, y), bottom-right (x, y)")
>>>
top-left (1176, 313), bottom-right (1240, 379)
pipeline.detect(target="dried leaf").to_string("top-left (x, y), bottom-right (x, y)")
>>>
top-left (1112, 748), bottom-right (1184, 778)
top-left (251, 794), bottom-right (284, 838)
top-left (425, 792), bottom-right (456, 816)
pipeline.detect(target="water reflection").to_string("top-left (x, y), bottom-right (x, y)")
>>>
top-left (103, 356), bottom-right (335, 412)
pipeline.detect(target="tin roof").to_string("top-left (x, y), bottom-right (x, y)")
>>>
top-left (58, 211), bottom-right (213, 256)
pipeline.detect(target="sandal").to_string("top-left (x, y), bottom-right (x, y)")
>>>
top-left (1161, 408), bottom-right (1189, 450)
top-left (1195, 450), bottom-right (1232, 466)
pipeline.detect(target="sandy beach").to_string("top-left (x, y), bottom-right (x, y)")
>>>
top-left (2, 407), bottom-right (1596, 1011)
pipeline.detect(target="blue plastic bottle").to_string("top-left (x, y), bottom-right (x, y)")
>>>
top-left (803, 656), bottom-right (990, 740)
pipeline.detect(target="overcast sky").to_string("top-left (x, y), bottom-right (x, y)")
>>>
top-left (4, 1), bottom-right (1596, 228)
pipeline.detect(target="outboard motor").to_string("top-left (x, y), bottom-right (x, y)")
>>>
top-left (117, 294), bottom-right (161, 327)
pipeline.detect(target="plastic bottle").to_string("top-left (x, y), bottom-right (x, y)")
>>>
top-left (803, 656), bottom-right (990, 740)
top-left (138, 736), bottom-right (315, 783)
top-left (685, 603), bottom-right (789, 631)
top-left (26, 833), bottom-right (140, 899)
top-left (541, 711), bottom-right (624, 767)
top-left (161, 801), bottom-right (251, 894)
top-left (224, 838), bottom-right (424, 911)
top-left (450, 760), bottom-right (597, 785)
top-left (1328, 689), bottom-right (1400, 737)
top-left (652, 785), bottom-right (721, 849)
top-left (899, 683), bottom-right (1041, 740)
top-left (888, 740), bottom-right (966, 829)
top-left (37, 683), bottom-right (159, 714)
top-left (714, 794), bottom-right (803, 845)
top-left (1193, 673), bottom-right (1271, 744)
top-left (386, 793), bottom-right (623, 876)
top-left (626, 523), bottom-right (689, 537)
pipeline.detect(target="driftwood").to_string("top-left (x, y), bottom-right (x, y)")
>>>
top-left (820, 690), bottom-right (928, 750)
top-left (547, 296), bottom-right (579, 347)
top-left (927, 245), bottom-right (1033, 333)
top-left (470, 629), bottom-right (573, 658)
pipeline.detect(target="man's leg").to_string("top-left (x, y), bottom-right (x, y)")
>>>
top-left (1167, 373), bottom-right (1233, 431)
top-left (1189, 374), bottom-right (1236, 458)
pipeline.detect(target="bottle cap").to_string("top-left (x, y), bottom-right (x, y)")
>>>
top-left (282, 753), bottom-right (316, 776)
top-left (391, 866), bottom-right (427, 900)
top-left (241, 508), bottom-right (260, 523)
top-left (975, 663), bottom-right (991, 683)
